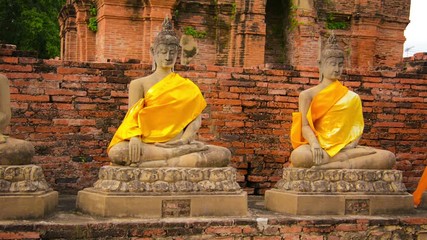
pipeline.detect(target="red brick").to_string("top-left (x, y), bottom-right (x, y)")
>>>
top-left (57, 67), bottom-right (89, 74)
top-left (219, 92), bottom-right (239, 99)
top-left (11, 94), bottom-right (49, 102)
top-left (45, 89), bottom-right (87, 96)
top-left (248, 175), bottom-right (267, 182)
top-left (253, 237), bottom-right (281, 240)
top-left (142, 228), bottom-right (166, 237)
top-left (0, 64), bottom-right (32, 72)
top-left (204, 226), bottom-right (242, 234)
top-left (1, 57), bottom-right (19, 64)
top-left (0, 232), bottom-right (40, 239)
top-left (53, 119), bottom-right (96, 126)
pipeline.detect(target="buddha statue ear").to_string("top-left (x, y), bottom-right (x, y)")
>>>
top-left (318, 59), bottom-right (323, 82)
top-left (150, 47), bottom-right (156, 71)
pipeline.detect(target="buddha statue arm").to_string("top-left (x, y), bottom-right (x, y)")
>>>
top-left (343, 136), bottom-right (361, 150)
top-left (128, 79), bottom-right (144, 108)
top-left (155, 115), bottom-right (202, 148)
top-left (180, 115), bottom-right (201, 143)
top-left (299, 91), bottom-right (324, 165)
top-left (127, 79), bottom-right (145, 163)
top-left (0, 75), bottom-right (11, 133)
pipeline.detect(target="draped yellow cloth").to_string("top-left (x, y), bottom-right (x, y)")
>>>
top-left (107, 73), bottom-right (207, 152)
top-left (290, 81), bottom-right (364, 157)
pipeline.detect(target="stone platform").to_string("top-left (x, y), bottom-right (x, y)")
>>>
top-left (0, 165), bottom-right (58, 219)
top-left (265, 168), bottom-right (414, 215)
top-left (77, 166), bottom-right (248, 217)
top-left (1, 195), bottom-right (427, 239)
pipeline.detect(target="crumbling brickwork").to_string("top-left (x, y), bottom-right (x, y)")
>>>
top-left (0, 45), bottom-right (425, 194)
top-left (58, 0), bottom-right (410, 70)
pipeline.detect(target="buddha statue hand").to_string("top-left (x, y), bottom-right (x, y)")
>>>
top-left (129, 137), bottom-right (144, 164)
top-left (311, 143), bottom-right (325, 166)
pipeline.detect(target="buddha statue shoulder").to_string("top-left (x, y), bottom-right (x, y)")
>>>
top-left (289, 34), bottom-right (395, 169)
top-left (107, 17), bottom-right (231, 168)
top-left (0, 74), bottom-right (35, 165)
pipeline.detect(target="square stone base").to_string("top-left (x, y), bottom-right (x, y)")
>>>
top-left (265, 189), bottom-right (414, 215)
top-left (77, 188), bottom-right (248, 218)
top-left (0, 191), bottom-right (58, 219)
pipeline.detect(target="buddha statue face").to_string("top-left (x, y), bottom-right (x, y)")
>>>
top-left (150, 16), bottom-right (179, 71)
top-left (321, 56), bottom-right (344, 81)
top-left (152, 43), bottom-right (178, 70)
top-left (319, 34), bottom-right (344, 81)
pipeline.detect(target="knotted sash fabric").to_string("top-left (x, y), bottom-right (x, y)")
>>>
top-left (107, 73), bottom-right (206, 152)
top-left (291, 81), bottom-right (364, 157)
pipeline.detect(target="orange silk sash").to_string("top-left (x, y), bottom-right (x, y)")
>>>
top-left (291, 81), bottom-right (364, 157)
top-left (107, 73), bottom-right (206, 152)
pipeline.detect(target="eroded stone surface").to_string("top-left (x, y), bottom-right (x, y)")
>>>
top-left (275, 168), bottom-right (407, 193)
top-left (0, 138), bottom-right (35, 165)
top-left (93, 166), bottom-right (241, 193)
top-left (0, 165), bottom-right (51, 192)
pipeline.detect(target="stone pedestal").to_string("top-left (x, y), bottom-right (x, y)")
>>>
top-left (77, 166), bottom-right (248, 218)
top-left (265, 168), bottom-right (414, 215)
top-left (0, 165), bottom-right (58, 219)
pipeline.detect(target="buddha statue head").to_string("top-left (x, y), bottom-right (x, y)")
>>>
top-left (151, 16), bottom-right (180, 71)
top-left (319, 33), bottom-right (344, 82)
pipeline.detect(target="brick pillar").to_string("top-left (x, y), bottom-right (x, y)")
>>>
top-left (95, 0), bottom-right (177, 63)
top-left (229, 0), bottom-right (266, 68)
top-left (58, 4), bottom-right (78, 61)
top-left (350, 17), bottom-right (379, 70)
top-left (374, 0), bottom-right (410, 68)
top-left (288, 0), bottom-right (319, 68)
top-left (75, 2), bottom-right (96, 62)
top-left (65, 26), bottom-right (78, 61)
top-left (349, 0), bottom-right (410, 70)
top-left (141, 2), bottom-right (177, 64)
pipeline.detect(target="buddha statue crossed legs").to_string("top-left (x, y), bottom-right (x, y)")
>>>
top-left (289, 34), bottom-right (395, 169)
top-left (107, 17), bottom-right (231, 167)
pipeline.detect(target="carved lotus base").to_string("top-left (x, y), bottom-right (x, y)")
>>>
top-left (0, 165), bottom-right (58, 219)
top-left (275, 168), bottom-right (408, 193)
top-left (77, 166), bottom-right (247, 217)
top-left (0, 165), bottom-right (52, 192)
top-left (265, 168), bottom-right (414, 215)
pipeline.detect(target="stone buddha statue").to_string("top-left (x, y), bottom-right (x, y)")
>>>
top-left (107, 17), bottom-right (231, 168)
top-left (289, 34), bottom-right (395, 169)
top-left (0, 74), bottom-right (35, 165)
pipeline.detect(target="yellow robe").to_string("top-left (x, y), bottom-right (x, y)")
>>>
top-left (291, 81), bottom-right (364, 157)
top-left (107, 73), bottom-right (207, 152)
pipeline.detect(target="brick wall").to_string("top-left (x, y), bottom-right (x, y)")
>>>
top-left (2, 215), bottom-right (427, 239)
top-left (0, 46), bottom-right (426, 194)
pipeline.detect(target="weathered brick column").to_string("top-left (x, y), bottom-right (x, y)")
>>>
top-left (228, 0), bottom-right (266, 67)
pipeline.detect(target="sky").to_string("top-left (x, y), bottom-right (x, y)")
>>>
top-left (403, 0), bottom-right (427, 57)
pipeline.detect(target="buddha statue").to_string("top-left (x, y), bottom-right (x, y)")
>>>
top-left (289, 34), bottom-right (395, 169)
top-left (107, 17), bottom-right (231, 168)
top-left (0, 74), bottom-right (35, 165)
